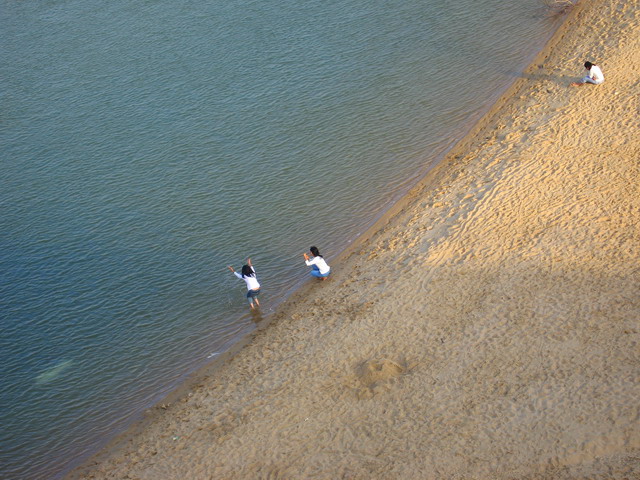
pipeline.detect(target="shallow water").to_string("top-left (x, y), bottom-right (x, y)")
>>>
top-left (1, 0), bottom-right (561, 477)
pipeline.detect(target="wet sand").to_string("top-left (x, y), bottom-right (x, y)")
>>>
top-left (70, 0), bottom-right (640, 478)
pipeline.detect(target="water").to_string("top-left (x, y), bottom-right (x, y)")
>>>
top-left (1, 0), bottom-right (561, 478)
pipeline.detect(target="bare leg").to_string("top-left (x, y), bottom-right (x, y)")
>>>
top-left (254, 297), bottom-right (260, 307)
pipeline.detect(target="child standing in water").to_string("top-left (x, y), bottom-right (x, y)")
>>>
top-left (303, 246), bottom-right (331, 280)
top-left (228, 258), bottom-right (261, 309)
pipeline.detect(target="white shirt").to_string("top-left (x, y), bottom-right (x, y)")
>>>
top-left (234, 268), bottom-right (260, 290)
top-left (305, 256), bottom-right (330, 274)
top-left (589, 65), bottom-right (604, 83)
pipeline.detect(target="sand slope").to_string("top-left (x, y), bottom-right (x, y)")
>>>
top-left (71, 0), bottom-right (640, 478)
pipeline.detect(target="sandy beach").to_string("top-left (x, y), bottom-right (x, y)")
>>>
top-left (70, 0), bottom-right (639, 478)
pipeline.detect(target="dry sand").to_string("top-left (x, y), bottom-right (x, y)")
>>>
top-left (70, 0), bottom-right (639, 478)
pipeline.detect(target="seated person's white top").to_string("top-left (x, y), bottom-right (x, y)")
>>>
top-left (584, 64), bottom-right (604, 84)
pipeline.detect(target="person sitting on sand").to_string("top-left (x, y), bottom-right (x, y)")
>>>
top-left (228, 258), bottom-right (261, 309)
top-left (571, 61), bottom-right (604, 86)
top-left (303, 246), bottom-right (331, 280)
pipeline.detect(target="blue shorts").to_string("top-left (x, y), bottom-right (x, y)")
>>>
top-left (246, 289), bottom-right (260, 302)
top-left (311, 265), bottom-right (330, 278)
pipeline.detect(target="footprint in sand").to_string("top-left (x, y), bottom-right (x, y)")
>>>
top-left (355, 358), bottom-right (405, 398)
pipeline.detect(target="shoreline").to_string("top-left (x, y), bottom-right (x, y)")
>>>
top-left (54, 12), bottom-right (564, 480)
top-left (69, 0), bottom-right (640, 478)
top-left (61, 18), bottom-right (561, 478)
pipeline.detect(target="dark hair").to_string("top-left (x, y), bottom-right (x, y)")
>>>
top-left (584, 61), bottom-right (594, 69)
top-left (241, 265), bottom-right (254, 278)
top-left (310, 246), bottom-right (322, 258)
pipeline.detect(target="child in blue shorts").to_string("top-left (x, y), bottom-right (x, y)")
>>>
top-left (228, 258), bottom-right (261, 309)
top-left (303, 246), bottom-right (331, 280)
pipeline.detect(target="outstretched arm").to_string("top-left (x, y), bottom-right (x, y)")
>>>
top-left (227, 265), bottom-right (235, 272)
top-left (247, 258), bottom-right (252, 267)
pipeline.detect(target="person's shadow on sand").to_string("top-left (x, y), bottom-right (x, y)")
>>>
top-left (505, 69), bottom-right (570, 87)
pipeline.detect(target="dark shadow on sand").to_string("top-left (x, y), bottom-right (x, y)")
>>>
top-left (505, 69), bottom-right (572, 87)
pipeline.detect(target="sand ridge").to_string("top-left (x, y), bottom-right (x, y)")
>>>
top-left (70, 0), bottom-right (640, 478)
